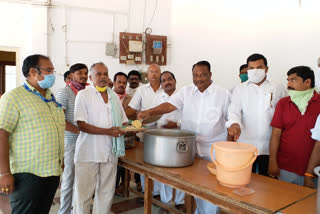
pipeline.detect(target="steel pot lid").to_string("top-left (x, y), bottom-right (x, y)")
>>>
top-left (143, 129), bottom-right (195, 138)
top-left (214, 141), bottom-right (257, 153)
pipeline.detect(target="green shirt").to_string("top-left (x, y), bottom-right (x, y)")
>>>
top-left (0, 82), bottom-right (65, 177)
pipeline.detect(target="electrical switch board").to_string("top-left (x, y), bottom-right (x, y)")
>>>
top-left (146, 34), bottom-right (167, 65)
top-left (119, 32), bottom-right (143, 64)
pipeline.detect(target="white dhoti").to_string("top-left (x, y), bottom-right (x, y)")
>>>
top-left (73, 162), bottom-right (117, 214)
top-left (160, 184), bottom-right (185, 205)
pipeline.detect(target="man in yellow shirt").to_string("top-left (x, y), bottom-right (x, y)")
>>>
top-left (0, 54), bottom-right (65, 214)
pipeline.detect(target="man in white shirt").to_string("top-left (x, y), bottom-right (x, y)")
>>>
top-left (156, 71), bottom-right (185, 214)
top-left (113, 72), bottom-right (131, 111)
top-left (126, 64), bottom-right (164, 196)
top-left (227, 53), bottom-right (286, 176)
top-left (73, 62), bottom-right (128, 214)
top-left (138, 61), bottom-right (231, 214)
top-left (126, 70), bottom-right (142, 97)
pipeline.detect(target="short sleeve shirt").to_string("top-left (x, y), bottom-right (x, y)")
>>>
top-left (0, 82), bottom-right (65, 177)
top-left (56, 86), bottom-right (78, 144)
top-left (271, 92), bottom-right (320, 176)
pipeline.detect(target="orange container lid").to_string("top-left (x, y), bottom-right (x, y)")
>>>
top-left (214, 141), bottom-right (257, 153)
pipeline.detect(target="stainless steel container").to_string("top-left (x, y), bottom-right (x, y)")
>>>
top-left (143, 129), bottom-right (196, 167)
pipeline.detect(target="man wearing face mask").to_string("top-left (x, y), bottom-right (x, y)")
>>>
top-left (56, 63), bottom-right (88, 214)
top-left (0, 54), bottom-right (65, 213)
top-left (239, 64), bottom-right (248, 83)
top-left (269, 66), bottom-right (320, 187)
top-left (227, 53), bottom-right (287, 176)
top-left (73, 62), bottom-right (127, 213)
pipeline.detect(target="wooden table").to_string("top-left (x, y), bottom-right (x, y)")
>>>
top-left (278, 193), bottom-right (317, 213)
top-left (119, 142), bottom-right (316, 214)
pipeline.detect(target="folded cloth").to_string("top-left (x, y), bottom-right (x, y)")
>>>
top-left (108, 87), bottom-right (125, 157)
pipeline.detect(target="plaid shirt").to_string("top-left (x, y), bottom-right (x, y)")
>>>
top-left (0, 82), bottom-right (65, 177)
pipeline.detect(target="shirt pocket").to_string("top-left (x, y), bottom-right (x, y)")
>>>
top-left (203, 106), bottom-right (222, 126)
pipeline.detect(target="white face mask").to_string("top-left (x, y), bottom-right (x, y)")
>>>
top-left (247, 69), bottom-right (266, 84)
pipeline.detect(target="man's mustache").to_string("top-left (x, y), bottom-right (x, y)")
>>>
top-left (287, 87), bottom-right (295, 90)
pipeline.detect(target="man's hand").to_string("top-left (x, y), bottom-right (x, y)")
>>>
top-left (303, 176), bottom-right (315, 188)
top-left (137, 111), bottom-right (151, 121)
top-left (268, 159), bottom-right (280, 178)
top-left (163, 121), bottom-right (178, 129)
top-left (108, 127), bottom-right (126, 138)
top-left (227, 123), bottom-right (241, 141)
top-left (0, 173), bottom-right (14, 195)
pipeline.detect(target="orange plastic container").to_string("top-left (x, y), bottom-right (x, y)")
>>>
top-left (208, 141), bottom-right (258, 188)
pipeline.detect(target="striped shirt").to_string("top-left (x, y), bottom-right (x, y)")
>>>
top-left (0, 82), bottom-right (65, 177)
top-left (56, 86), bottom-right (78, 144)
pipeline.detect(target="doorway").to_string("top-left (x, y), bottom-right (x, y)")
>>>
top-left (0, 50), bottom-right (17, 95)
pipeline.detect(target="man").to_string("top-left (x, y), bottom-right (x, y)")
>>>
top-left (64, 70), bottom-right (72, 85)
top-left (156, 71), bottom-right (185, 214)
top-left (239, 64), bottom-right (248, 83)
top-left (113, 72), bottom-right (131, 111)
top-left (56, 63), bottom-right (88, 214)
top-left (269, 66), bottom-right (320, 187)
top-left (126, 70), bottom-right (142, 97)
top-left (138, 61), bottom-right (231, 214)
top-left (227, 54), bottom-right (286, 176)
top-left (112, 71), bottom-right (133, 196)
top-left (126, 64), bottom-right (164, 196)
top-left (73, 62), bottom-right (127, 213)
top-left (0, 54), bottom-right (65, 213)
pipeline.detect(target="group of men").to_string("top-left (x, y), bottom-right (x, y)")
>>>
top-left (0, 53), bottom-right (319, 214)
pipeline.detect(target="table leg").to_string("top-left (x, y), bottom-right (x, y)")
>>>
top-left (124, 168), bottom-right (130, 197)
top-left (186, 194), bottom-right (196, 214)
top-left (144, 175), bottom-right (153, 214)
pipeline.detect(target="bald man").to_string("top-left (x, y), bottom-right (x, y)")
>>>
top-left (126, 64), bottom-right (164, 196)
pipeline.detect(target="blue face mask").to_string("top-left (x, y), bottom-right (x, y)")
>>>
top-left (240, 73), bottom-right (248, 82)
top-left (38, 74), bottom-right (56, 89)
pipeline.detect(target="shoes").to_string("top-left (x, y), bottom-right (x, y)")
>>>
top-left (175, 204), bottom-right (187, 212)
top-left (115, 183), bottom-right (125, 197)
top-left (153, 194), bottom-right (160, 201)
top-left (159, 207), bottom-right (169, 214)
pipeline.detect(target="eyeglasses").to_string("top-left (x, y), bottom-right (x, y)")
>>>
top-left (35, 67), bottom-right (56, 74)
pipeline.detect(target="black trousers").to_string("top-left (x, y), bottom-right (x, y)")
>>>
top-left (116, 166), bottom-right (141, 187)
top-left (9, 173), bottom-right (60, 214)
top-left (252, 155), bottom-right (269, 176)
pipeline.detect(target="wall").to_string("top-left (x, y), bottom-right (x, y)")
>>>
top-left (48, 0), bottom-right (171, 92)
top-left (0, 1), bottom-right (48, 89)
top-left (1, 0), bottom-right (320, 92)
top-left (169, 0), bottom-right (320, 89)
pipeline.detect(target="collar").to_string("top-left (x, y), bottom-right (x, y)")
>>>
top-left (146, 82), bottom-right (162, 90)
top-left (193, 82), bottom-right (214, 94)
top-left (92, 85), bottom-right (112, 100)
top-left (247, 79), bottom-right (269, 87)
top-left (161, 89), bottom-right (177, 98)
top-left (25, 81), bottom-right (52, 99)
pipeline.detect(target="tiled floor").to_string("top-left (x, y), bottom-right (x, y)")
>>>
top-left (0, 182), bottom-right (161, 214)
